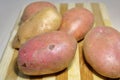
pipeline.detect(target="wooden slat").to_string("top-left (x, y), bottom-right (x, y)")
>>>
top-left (84, 3), bottom-right (93, 13)
top-left (99, 3), bottom-right (112, 26)
top-left (60, 3), bottom-right (68, 15)
top-left (68, 4), bottom-right (75, 9)
top-left (0, 40), bottom-right (15, 80)
top-left (68, 45), bottom-right (80, 80)
top-left (56, 69), bottom-right (68, 80)
top-left (91, 3), bottom-right (105, 26)
top-left (5, 50), bottom-right (18, 80)
top-left (42, 75), bottom-right (56, 80)
top-left (75, 3), bottom-right (83, 8)
top-left (79, 42), bottom-right (93, 80)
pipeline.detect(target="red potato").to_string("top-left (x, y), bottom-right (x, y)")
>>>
top-left (83, 26), bottom-right (120, 78)
top-left (20, 1), bottom-right (56, 23)
top-left (17, 31), bottom-right (77, 75)
top-left (59, 7), bottom-right (94, 41)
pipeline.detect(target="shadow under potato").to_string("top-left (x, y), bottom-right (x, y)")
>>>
top-left (14, 57), bottom-right (30, 79)
top-left (82, 48), bottom-right (120, 80)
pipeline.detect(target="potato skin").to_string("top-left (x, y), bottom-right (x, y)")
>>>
top-left (21, 1), bottom-right (56, 23)
top-left (12, 7), bottom-right (62, 49)
top-left (83, 26), bottom-right (120, 78)
top-left (17, 31), bottom-right (77, 75)
top-left (59, 7), bottom-right (94, 41)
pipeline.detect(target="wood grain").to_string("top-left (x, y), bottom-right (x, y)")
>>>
top-left (56, 69), bottom-right (68, 80)
top-left (75, 3), bottom-right (83, 8)
top-left (60, 3), bottom-right (68, 15)
top-left (68, 44), bottom-right (80, 80)
top-left (91, 3), bottom-right (105, 26)
top-left (0, 3), bottom-right (115, 80)
top-left (79, 42), bottom-right (93, 80)
top-left (5, 50), bottom-right (18, 80)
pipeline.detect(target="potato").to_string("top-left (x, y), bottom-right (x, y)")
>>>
top-left (20, 1), bottom-right (56, 23)
top-left (12, 7), bottom-right (62, 49)
top-left (17, 31), bottom-right (77, 75)
top-left (83, 26), bottom-right (120, 78)
top-left (59, 7), bottom-right (94, 41)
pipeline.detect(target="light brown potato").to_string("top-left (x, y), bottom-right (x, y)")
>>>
top-left (20, 1), bottom-right (56, 23)
top-left (17, 31), bottom-right (77, 75)
top-left (83, 26), bottom-right (120, 78)
top-left (59, 7), bottom-right (94, 41)
top-left (12, 7), bottom-right (62, 49)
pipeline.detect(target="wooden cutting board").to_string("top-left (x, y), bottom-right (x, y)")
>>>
top-left (0, 3), bottom-right (116, 80)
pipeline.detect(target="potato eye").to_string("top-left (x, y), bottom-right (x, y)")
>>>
top-left (48, 44), bottom-right (55, 50)
top-left (22, 63), bottom-right (27, 67)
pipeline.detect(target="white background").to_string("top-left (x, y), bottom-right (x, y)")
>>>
top-left (0, 0), bottom-right (120, 59)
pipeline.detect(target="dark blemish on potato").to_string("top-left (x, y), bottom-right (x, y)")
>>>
top-left (49, 44), bottom-right (55, 50)
top-left (22, 63), bottom-right (27, 67)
